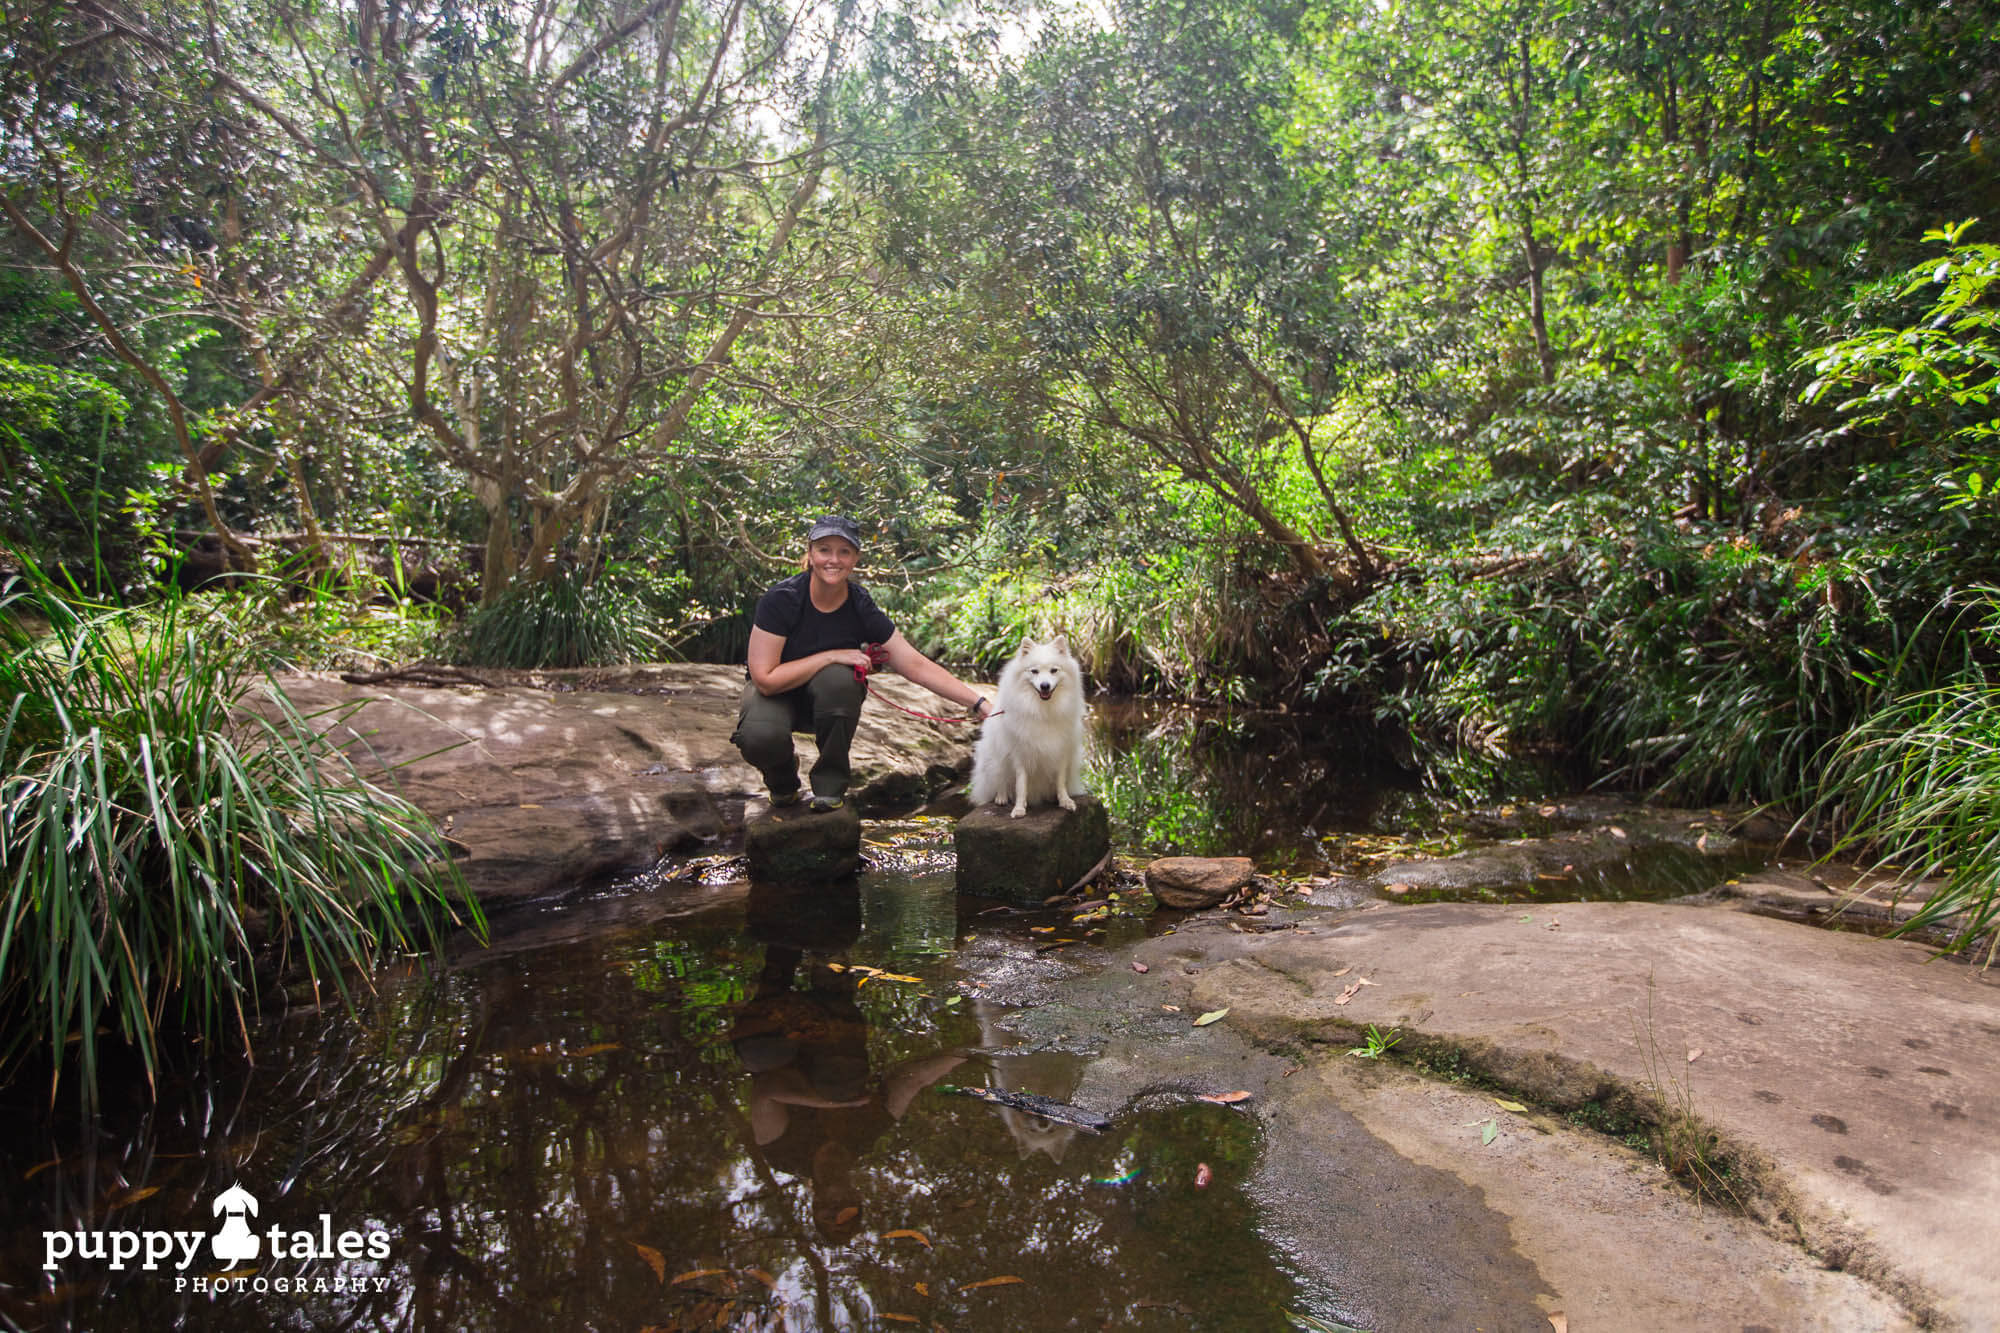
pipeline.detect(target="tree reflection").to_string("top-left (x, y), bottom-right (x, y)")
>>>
top-left (3, 869), bottom-right (1310, 1332)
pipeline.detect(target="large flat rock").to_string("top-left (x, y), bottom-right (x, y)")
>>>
top-left (262, 667), bottom-right (975, 904)
top-left (1153, 901), bottom-right (2000, 1329)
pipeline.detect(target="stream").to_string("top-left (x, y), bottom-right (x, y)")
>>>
top-left (0, 702), bottom-right (1769, 1332)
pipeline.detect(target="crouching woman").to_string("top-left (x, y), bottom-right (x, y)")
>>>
top-left (732, 515), bottom-right (991, 812)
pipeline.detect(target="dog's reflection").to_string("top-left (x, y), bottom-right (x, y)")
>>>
top-left (732, 879), bottom-right (963, 1243)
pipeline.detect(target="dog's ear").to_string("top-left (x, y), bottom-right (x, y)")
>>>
top-left (1049, 634), bottom-right (1069, 655)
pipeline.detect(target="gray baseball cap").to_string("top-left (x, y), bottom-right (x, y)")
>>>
top-left (806, 514), bottom-right (863, 550)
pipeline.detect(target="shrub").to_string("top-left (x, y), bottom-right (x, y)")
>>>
top-left (1816, 592), bottom-right (2000, 962)
top-left (0, 573), bottom-right (479, 1107)
top-left (452, 564), bottom-right (674, 669)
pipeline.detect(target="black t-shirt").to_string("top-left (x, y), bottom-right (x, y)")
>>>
top-left (752, 571), bottom-right (896, 664)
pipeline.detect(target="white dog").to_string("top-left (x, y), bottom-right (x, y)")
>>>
top-left (969, 636), bottom-right (1089, 819)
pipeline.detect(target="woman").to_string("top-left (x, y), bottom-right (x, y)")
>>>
top-left (732, 515), bottom-right (991, 812)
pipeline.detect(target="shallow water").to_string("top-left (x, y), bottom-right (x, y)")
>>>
top-left (3, 704), bottom-right (1763, 1331)
top-left (1, 839), bottom-right (1339, 1332)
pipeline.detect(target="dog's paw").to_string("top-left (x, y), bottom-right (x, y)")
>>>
top-left (1009, 805), bottom-right (1027, 819)
top-left (1057, 793), bottom-right (1077, 811)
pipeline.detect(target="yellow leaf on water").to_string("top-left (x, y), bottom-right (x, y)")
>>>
top-left (104, 1185), bottom-right (161, 1211)
top-left (961, 1275), bottom-right (1026, 1292)
top-left (572, 1043), bottom-right (622, 1057)
top-left (882, 1316), bottom-right (921, 1325)
top-left (873, 972), bottom-right (925, 985)
top-left (670, 1268), bottom-right (727, 1286)
top-left (835, 1206), bottom-right (860, 1226)
top-left (1193, 1008), bottom-right (1229, 1026)
top-left (633, 1243), bottom-right (666, 1283)
top-left (883, 1229), bottom-right (931, 1247)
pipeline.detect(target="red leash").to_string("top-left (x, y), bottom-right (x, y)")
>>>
top-left (854, 643), bottom-right (998, 724)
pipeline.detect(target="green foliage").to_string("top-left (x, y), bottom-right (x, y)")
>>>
top-left (0, 571), bottom-right (479, 1107)
top-left (451, 564), bottom-right (678, 670)
top-left (1803, 222), bottom-right (2000, 509)
top-left (1816, 592), bottom-right (2000, 962)
top-left (0, 357), bottom-right (148, 584)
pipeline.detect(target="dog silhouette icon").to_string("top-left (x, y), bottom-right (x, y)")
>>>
top-left (211, 1184), bottom-right (260, 1264)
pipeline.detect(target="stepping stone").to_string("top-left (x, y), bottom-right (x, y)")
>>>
top-left (955, 796), bottom-right (1110, 905)
top-left (745, 802), bottom-right (862, 882)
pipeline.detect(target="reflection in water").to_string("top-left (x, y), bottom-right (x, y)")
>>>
top-left (0, 855), bottom-right (1316, 1332)
top-left (734, 880), bottom-right (966, 1245)
top-left (1089, 699), bottom-right (1433, 868)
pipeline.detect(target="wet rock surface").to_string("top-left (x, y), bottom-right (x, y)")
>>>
top-left (263, 666), bottom-right (975, 904)
top-left (1111, 897), bottom-right (1996, 1329)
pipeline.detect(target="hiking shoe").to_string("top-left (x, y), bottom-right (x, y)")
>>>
top-left (807, 794), bottom-right (845, 814)
top-left (769, 788), bottom-right (805, 808)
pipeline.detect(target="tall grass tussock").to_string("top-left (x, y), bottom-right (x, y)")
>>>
top-left (0, 571), bottom-right (480, 1107)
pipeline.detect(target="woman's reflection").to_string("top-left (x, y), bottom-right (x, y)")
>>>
top-left (732, 878), bottom-right (963, 1243)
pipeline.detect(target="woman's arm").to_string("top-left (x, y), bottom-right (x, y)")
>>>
top-left (747, 627), bottom-right (870, 696)
top-left (881, 631), bottom-right (991, 715)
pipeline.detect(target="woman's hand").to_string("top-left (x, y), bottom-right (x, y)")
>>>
top-left (822, 648), bottom-right (871, 670)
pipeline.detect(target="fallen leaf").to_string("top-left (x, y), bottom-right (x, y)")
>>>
top-left (1357, 976), bottom-right (1377, 987)
top-left (1162, 1004), bottom-right (1181, 1012)
top-left (572, 1043), bottom-right (621, 1057)
top-left (1282, 1064), bottom-right (1302, 1077)
top-left (882, 1316), bottom-right (920, 1325)
top-left (1330, 965), bottom-right (1353, 977)
top-left (1193, 1008), bottom-right (1229, 1026)
top-left (670, 1268), bottom-right (727, 1286)
top-left (633, 1243), bottom-right (666, 1283)
top-left (961, 1275), bottom-right (1026, 1292)
top-left (1609, 825), bottom-right (1628, 839)
top-left (1131, 960), bottom-right (1150, 973)
top-left (1030, 926), bottom-right (1054, 934)
top-left (1696, 833), bottom-right (1711, 852)
top-left (1198, 1090), bottom-right (1253, 1105)
top-left (1194, 1163), bottom-right (1213, 1188)
top-left (1481, 1119), bottom-right (1499, 1146)
top-left (1383, 882), bottom-right (1414, 895)
top-left (915, 1282), bottom-right (930, 1297)
top-left (743, 1268), bottom-right (777, 1289)
top-left (1493, 1098), bottom-right (1528, 1113)
top-left (1687, 1049), bottom-right (1703, 1063)
top-left (834, 1206), bottom-right (860, 1226)
top-left (1333, 982), bottom-right (1362, 1005)
top-left (1549, 1314), bottom-right (1568, 1333)
top-left (883, 1229), bottom-right (931, 1247)
top-left (24, 1159), bottom-right (61, 1181)
top-left (104, 1185), bottom-right (160, 1211)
